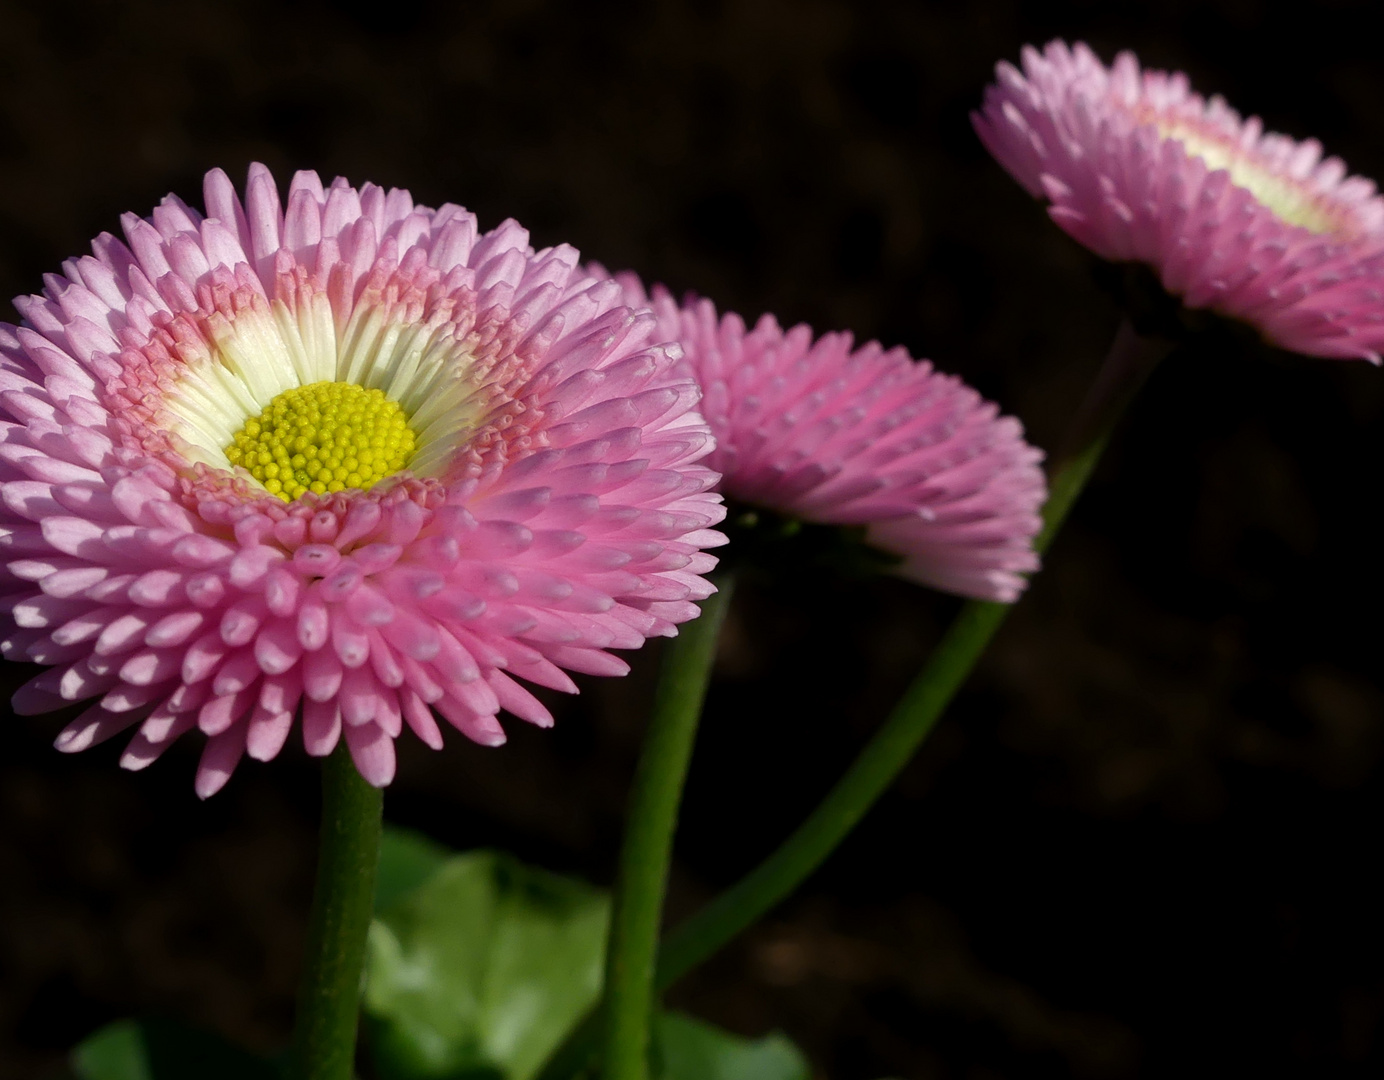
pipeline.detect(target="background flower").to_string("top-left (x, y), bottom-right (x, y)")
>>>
top-left (607, 273), bottom-right (1046, 602)
top-left (0, 165), bottom-right (725, 795)
top-left (975, 39), bottom-right (1384, 360)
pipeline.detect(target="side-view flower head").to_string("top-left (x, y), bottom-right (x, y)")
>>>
top-left (0, 165), bottom-right (726, 796)
top-left (975, 39), bottom-right (1384, 361)
top-left (605, 271), bottom-right (1047, 603)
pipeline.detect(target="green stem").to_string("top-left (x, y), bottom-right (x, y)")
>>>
top-left (653, 595), bottom-right (1001, 987)
top-left (654, 318), bottom-right (1170, 990)
top-left (538, 319), bottom-right (1171, 1079)
top-left (600, 575), bottom-right (736, 1080)
top-left (289, 742), bottom-right (385, 1080)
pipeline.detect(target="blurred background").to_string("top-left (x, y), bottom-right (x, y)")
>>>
top-left (4, 0), bottom-right (1384, 1076)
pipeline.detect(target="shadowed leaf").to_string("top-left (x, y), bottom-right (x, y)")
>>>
top-left (366, 847), bottom-right (609, 1080)
top-left (70, 1018), bottom-right (277, 1080)
top-left (652, 1011), bottom-right (810, 1080)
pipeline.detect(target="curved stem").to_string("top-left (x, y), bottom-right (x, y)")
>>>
top-left (600, 575), bottom-right (736, 1080)
top-left (290, 742), bottom-right (384, 1080)
top-left (655, 318), bottom-right (1171, 989)
top-left (655, 596), bottom-right (1002, 986)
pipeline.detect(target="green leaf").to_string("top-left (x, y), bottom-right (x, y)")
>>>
top-left (70, 1018), bottom-right (278, 1080)
top-left (652, 1012), bottom-right (810, 1080)
top-left (71, 1021), bottom-right (149, 1080)
top-left (366, 849), bottom-right (609, 1080)
top-left (376, 826), bottom-right (453, 912)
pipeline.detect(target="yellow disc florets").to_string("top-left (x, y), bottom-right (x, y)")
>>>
top-left (225, 381), bottom-right (417, 502)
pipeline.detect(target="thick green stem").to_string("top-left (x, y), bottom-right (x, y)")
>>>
top-left (600, 575), bottom-right (736, 1080)
top-left (289, 742), bottom-right (385, 1080)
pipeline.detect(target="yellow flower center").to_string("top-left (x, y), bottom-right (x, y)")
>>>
top-left (224, 381), bottom-right (417, 502)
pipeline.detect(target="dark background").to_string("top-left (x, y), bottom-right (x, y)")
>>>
top-left (4, 1), bottom-right (1384, 1076)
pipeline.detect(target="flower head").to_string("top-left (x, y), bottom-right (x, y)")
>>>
top-left (608, 273), bottom-right (1046, 602)
top-left (975, 40), bottom-right (1384, 361)
top-left (1, 165), bottom-right (725, 796)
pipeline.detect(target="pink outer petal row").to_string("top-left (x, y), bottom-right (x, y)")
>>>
top-left (606, 271), bottom-right (1046, 603)
top-left (974, 39), bottom-right (1384, 362)
top-left (0, 165), bottom-right (727, 796)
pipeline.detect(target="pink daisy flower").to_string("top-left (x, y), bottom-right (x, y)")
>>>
top-left (605, 273), bottom-right (1046, 603)
top-left (0, 165), bottom-right (725, 796)
top-left (974, 40), bottom-right (1384, 361)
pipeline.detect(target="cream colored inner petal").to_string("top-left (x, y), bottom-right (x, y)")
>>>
top-left (1151, 115), bottom-right (1342, 236)
top-left (160, 292), bottom-right (484, 487)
